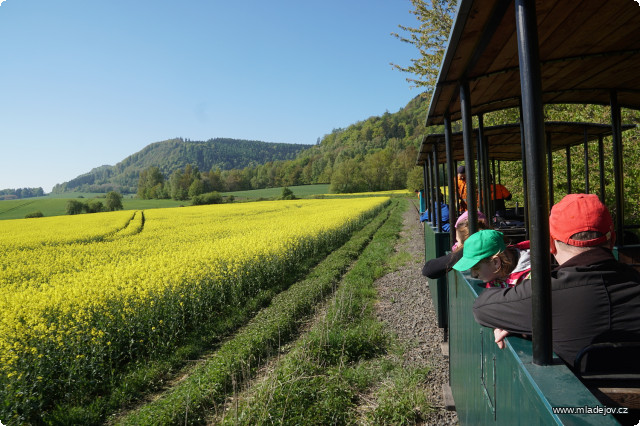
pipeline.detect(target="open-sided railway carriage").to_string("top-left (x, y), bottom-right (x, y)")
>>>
top-left (417, 0), bottom-right (640, 424)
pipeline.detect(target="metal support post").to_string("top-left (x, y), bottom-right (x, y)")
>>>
top-left (611, 90), bottom-right (625, 246)
top-left (515, 0), bottom-right (552, 366)
top-left (460, 81), bottom-right (478, 233)
top-left (547, 131), bottom-right (554, 205)
top-left (445, 115), bottom-right (457, 245)
top-left (598, 135), bottom-right (605, 203)
top-left (584, 127), bottom-right (590, 194)
top-left (434, 147), bottom-right (442, 231)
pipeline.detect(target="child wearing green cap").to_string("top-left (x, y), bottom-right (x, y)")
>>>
top-left (452, 229), bottom-right (531, 288)
top-left (422, 216), bottom-right (490, 279)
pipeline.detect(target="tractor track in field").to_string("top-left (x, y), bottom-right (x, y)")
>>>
top-left (211, 200), bottom-right (459, 425)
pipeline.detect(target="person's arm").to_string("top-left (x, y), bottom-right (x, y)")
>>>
top-left (472, 279), bottom-right (534, 335)
top-left (422, 250), bottom-right (462, 279)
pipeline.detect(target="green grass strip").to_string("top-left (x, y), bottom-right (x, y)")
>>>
top-left (115, 201), bottom-right (396, 425)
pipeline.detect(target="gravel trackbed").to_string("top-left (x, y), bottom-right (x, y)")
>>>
top-left (374, 203), bottom-right (458, 425)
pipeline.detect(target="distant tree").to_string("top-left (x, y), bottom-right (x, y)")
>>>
top-left (300, 161), bottom-right (313, 185)
top-left (25, 211), bottom-right (44, 218)
top-left (223, 169), bottom-right (249, 192)
top-left (66, 200), bottom-right (84, 215)
top-left (137, 166), bottom-right (165, 199)
top-left (188, 179), bottom-right (205, 198)
top-left (389, 146), bottom-right (417, 189)
top-left (105, 191), bottom-right (124, 211)
top-left (84, 199), bottom-right (104, 213)
top-left (150, 183), bottom-right (169, 199)
top-left (330, 159), bottom-right (367, 193)
top-left (191, 191), bottom-right (223, 206)
top-left (390, 0), bottom-right (457, 89)
top-left (250, 165), bottom-right (271, 189)
top-left (169, 169), bottom-right (188, 201)
top-left (203, 167), bottom-right (225, 192)
top-left (280, 163), bottom-right (302, 187)
top-left (363, 149), bottom-right (392, 191)
top-left (0, 187), bottom-right (45, 199)
top-left (406, 166), bottom-right (424, 192)
top-left (281, 187), bottom-right (296, 200)
top-left (169, 165), bottom-right (200, 200)
top-left (318, 162), bottom-right (333, 184)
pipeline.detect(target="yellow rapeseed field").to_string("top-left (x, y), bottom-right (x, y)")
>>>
top-left (0, 197), bottom-right (388, 415)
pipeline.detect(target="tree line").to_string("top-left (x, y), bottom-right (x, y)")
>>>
top-left (0, 187), bottom-right (45, 200)
top-left (51, 138), bottom-right (312, 194)
top-left (135, 96), bottom-right (429, 200)
top-left (66, 191), bottom-right (123, 215)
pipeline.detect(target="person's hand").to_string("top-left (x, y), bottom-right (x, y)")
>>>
top-left (494, 328), bottom-right (510, 349)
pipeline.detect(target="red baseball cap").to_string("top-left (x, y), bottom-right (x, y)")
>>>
top-left (549, 194), bottom-right (615, 247)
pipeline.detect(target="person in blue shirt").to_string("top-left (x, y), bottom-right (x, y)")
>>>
top-left (418, 189), bottom-right (426, 213)
top-left (420, 191), bottom-right (450, 232)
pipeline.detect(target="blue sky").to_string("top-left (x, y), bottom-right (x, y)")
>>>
top-left (0, 0), bottom-right (421, 193)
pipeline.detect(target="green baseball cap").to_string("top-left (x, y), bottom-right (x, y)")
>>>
top-left (452, 229), bottom-right (506, 271)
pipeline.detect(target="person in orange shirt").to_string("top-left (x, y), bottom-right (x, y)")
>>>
top-left (490, 175), bottom-right (512, 217)
top-left (456, 165), bottom-right (467, 213)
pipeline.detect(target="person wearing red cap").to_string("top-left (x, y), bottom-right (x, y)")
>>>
top-left (473, 193), bottom-right (640, 368)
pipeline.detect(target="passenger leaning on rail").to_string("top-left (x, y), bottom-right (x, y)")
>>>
top-left (472, 194), bottom-right (640, 368)
top-left (420, 191), bottom-right (450, 231)
top-left (422, 210), bottom-right (489, 279)
top-left (452, 229), bottom-right (531, 288)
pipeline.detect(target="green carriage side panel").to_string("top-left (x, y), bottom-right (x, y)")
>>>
top-left (447, 269), bottom-right (620, 425)
top-left (424, 223), bottom-right (451, 329)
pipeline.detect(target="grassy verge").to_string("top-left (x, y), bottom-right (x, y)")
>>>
top-left (0, 186), bottom-right (404, 220)
top-left (108, 201), bottom-right (395, 425)
top-left (220, 198), bottom-right (434, 425)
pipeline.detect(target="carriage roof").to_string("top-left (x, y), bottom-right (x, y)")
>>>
top-left (425, 0), bottom-right (640, 127)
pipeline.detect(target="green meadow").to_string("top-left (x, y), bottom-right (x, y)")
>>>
top-left (0, 186), bottom-right (330, 220)
top-left (0, 195), bottom-right (184, 220)
top-left (0, 184), bottom-right (408, 220)
top-left (222, 183), bottom-right (330, 200)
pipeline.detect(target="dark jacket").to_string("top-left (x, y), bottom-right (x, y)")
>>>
top-left (422, 249), bottom-right (463, 279)
top-left (473, 247), bottom-right (640, 367)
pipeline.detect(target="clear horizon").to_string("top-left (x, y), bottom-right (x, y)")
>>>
top-left (0, 0), bottom-right (420, 193)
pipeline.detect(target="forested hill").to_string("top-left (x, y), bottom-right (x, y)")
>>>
top-left (52, 94), bottom-right (431, 195)
top-left (229, 93), bottom-right (432, 193)
top-left (52, 138), bottom-right (313, 194)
